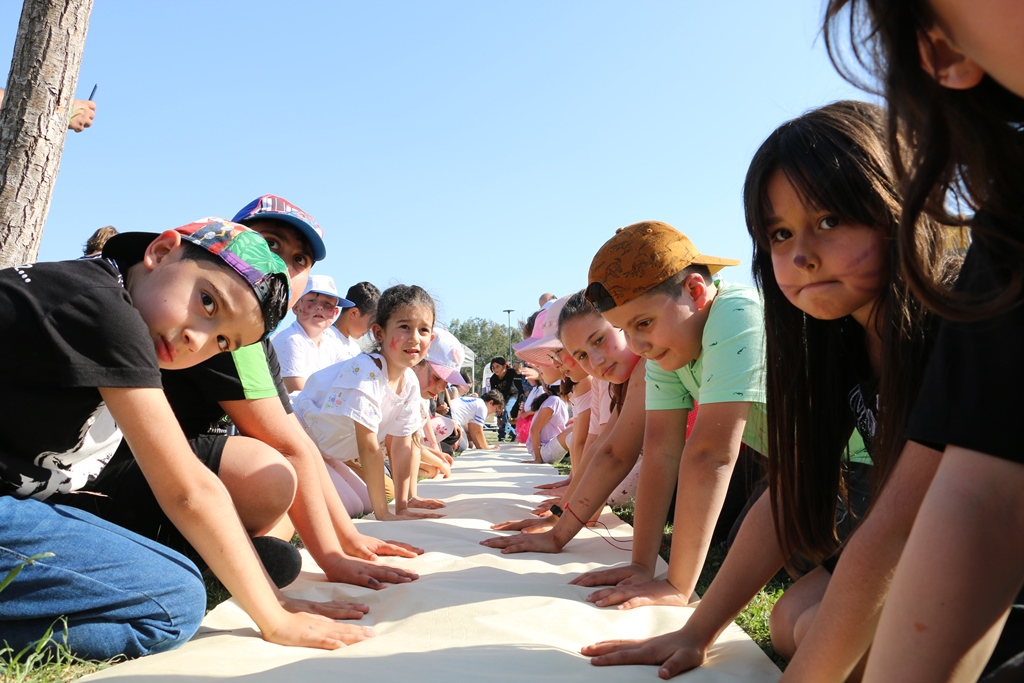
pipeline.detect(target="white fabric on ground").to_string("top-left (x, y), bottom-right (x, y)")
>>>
top-left (79, 446), bottom-right (780, 683)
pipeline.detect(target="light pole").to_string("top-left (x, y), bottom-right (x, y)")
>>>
top-left (503, 309), bottom-right (514, 358)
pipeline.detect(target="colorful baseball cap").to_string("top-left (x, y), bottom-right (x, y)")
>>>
top-left (514, 294), bottom-right (571, 365)
top-left (301, 274), bottom-right (354, 308)
top-left (586, 221), bottom-right (740, 312)
top-left (231, 194), bottom-right (327, 262)
top-left (426, 327), bottom-right (469, 387)
top-left (103, 218), bottom-right (291, 340)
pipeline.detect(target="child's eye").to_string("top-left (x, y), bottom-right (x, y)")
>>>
top-left (576, 352), bottom-right (587, 362)
top-left (201, 292), bottom-right (216, 314)
top-left (593, 336), bottom-right (603, 346)
top-left (819, 215), bottom-right (841, 230)
top-left (294, 254), bottom-right (310, 268)
top-left (768, 228), bottom-right (791, 244)
top-left (263, 237), bottom-right (280, 251)
top-left (217, 335), bottom-right (230, 352)
top-left (636, 319), bottom-right (651, 330)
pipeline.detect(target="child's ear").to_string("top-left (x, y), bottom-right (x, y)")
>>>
top-left (371, 323), bottom-right (384, 343)
top-left (685, 273), bottom-right (710, 309)
top-left (918, 26), bottom-right (985, 90)
top-left (142, 230), bottom-right (183, 271)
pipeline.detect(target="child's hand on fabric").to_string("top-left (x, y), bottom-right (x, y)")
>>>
top-left (480, 530), bottom-right (562, 554)
top-left (535, 477), bottom-right (570, 490)
top-left (277, 594), bottom-right (369, 620)
top-left (261, 609), bottom-right (375, 650)
top-left (408, 496), bottom-right (446, 510)
top-left (323, 556), bottom-right (418, 588)
top-left (581, 629), bottom-right (707, 679)
top-left (570, 562), bottom-right (653, 588)
top-left (490, 515), bottom-right (555, 532)
top-left (532, 499), bottom-right (556, 515)
top-left (380, 509), bottom-right (444, 521)
top-left (586, 578), bottom-right (692, 609)
top-left (341, 532), bottom-right (422, 560)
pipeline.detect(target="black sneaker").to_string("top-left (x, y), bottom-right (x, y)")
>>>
top-left (251, 536), bottom-right (302, 588)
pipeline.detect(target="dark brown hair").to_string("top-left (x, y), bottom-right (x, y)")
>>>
top-left (824, 0), bottom-right (1024, 320)
top-left (745, 100), bottom-right (954, 566)
top-left (557, 290), bottom-right (628, 413)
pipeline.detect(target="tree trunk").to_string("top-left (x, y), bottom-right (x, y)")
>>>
top-left (0, 0), bottom-right (92, 268)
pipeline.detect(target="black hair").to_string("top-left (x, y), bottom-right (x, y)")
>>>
top-left (745, 100), bottom-right (955, 567)
top-left (480, 390), bottom-right (505, 412)
top-left (824, 0), bottom-right (1024, 320)
top-left (489, 357), bottom-right (507, 367)
top-left (345, 281), bottom-right (381, 317)
top-left (374, 284), bottom-right (435, 334)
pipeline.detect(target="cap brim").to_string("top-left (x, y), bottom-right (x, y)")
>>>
top-left (429, 362), bottom-right (468, 386)
top-left (695, 255), bottom-right (741, 274)
top-left (240, 213), bottom-right (327, 262)
top-left (102, 232), bottom-right (160, 264)
top-left (305, 291), bottom-right (354, 308)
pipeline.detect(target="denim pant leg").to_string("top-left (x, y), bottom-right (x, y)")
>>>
top-left (0, 497), bottom-right (205, 660)
top-left (496, 407), bottom-right (508, 440)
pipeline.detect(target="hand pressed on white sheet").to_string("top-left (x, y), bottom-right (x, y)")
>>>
top-left (490, 515), bottom-right (555, 533)
top-left (480, 529), bottom-right (562, 554)
top-left (341, 532), bottom-right (423, 561)
top-left (586, 578), bottom-right (693, 609)
top-left (262, 608), bottom-right (375, 650)
top-left (582, 629), bottom-right (707, 679)
top-left (322, 555), bottom-right (418, 588)
top-left (570, 561), bottom-right (652, 589)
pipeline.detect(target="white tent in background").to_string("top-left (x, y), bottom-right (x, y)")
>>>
top-left (460, 343), bottom-right (476, 390)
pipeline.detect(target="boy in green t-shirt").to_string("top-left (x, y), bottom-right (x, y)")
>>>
top-left (572, 221), bottom-right (766, 608)
top-left (482, 222), bottom-right (765, 586)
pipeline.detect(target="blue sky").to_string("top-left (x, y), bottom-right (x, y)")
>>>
top-left (0, 1), bottom-right (869, 332)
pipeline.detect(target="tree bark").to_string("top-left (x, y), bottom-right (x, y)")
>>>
top-left (0, 0), bottom-right (92, 268)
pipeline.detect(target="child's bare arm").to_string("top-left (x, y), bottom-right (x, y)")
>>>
top-left (583, 489), bottom-right (781, 676)
top-left (572, 408), bottom-right (685, 597)
top-left (101, 386), bottom-right (374, 650)
top-left (222, 397), bottom-right (418, 584)
top-left (282, 376), bottom-right (305, 393)
top-left (862, 446), bottom-right (1024, 682)
top-left (467, 423), bottom-right (491, 450)
top-left (781, 440), bottom-right (939, 681)
top-left (661, 401), bottom-right (749, 601)
top-left (482, 362), bottom-right (645, 554)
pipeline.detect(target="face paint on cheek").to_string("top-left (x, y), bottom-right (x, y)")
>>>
top-left (793, 254), bottom-right (808, 268)
top-left (389, 339), bottom-right (397, 351)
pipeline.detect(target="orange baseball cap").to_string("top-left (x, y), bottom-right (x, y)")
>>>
top-left (585, 221), bottom-right (740, 312)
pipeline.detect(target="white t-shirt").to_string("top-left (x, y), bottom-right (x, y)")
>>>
top-left (450, 396), bottom-right (487, 428)
top-left (539, 394), bottom-right (569, 446)
top-left (273, 319), bottom-right (350, 381)
top-left (293, 352), bottom-right (422, 462)
top-left (324, 326), bottom-right (364, 362)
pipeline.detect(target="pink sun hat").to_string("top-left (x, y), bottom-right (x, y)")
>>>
top-left (514, 294), bottom-right (571, 366)
top-left (426, 327), bottom-right (469, 386)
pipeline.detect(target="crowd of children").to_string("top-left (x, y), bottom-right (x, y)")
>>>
top-left (1, 1), bottom-right (1022, 681)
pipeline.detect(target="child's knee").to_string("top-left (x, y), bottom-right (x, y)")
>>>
top-left (769, 590), bottom-right (800, 660)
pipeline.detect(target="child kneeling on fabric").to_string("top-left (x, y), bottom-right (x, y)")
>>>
top-left (0, 220), bottom-right (373, 659)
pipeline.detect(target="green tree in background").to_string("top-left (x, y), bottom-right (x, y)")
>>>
top-left (449, 317), bottom-right (523, 390)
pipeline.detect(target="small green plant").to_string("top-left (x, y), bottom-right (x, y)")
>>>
top-left (0, 553), bottom-right (54, 594)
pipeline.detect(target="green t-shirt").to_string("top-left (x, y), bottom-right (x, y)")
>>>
top-left (643, 281), bottom-right (872, 464)
top-left (645, 281), bottom-right (768, 454)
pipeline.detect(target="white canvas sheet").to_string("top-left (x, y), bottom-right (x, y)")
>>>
top-left (81, 447), bottom-right (781, 682)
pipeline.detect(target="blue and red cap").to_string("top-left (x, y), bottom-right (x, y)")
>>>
top-left (231, 194), bottom-right (327, 262)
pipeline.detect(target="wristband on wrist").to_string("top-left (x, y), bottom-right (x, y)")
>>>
top-left (550, 504), bottom-right (563, 517)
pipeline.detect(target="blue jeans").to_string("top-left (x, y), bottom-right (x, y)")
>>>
top-left (0, 496), bottom-right (205, 660)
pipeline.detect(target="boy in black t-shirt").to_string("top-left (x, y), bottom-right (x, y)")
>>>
top-left (0, 219), bottom-right (375, 660)
top-left (72, 196), bottom-right (422, 593)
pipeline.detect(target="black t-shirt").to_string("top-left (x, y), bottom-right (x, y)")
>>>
top-left (908, 221), bottom-right (1024, 462)
top-left (489, 367), bottom-right (521, 401)
top-left (848, 379), bottom-right (878, 458)
top-left (159, 338), bottom-right (291, 438)
top-left (0, 258), bottom-right (161, 499)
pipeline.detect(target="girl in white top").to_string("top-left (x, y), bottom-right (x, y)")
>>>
top-left (294, 285), bottom-right (440, 521)
top-left (526, 364), bottom-right (571, 464)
